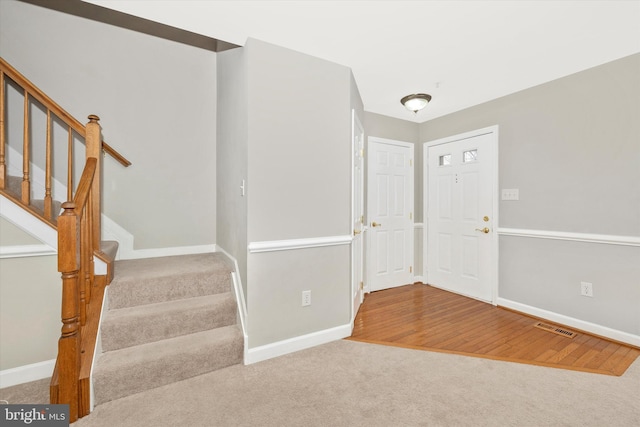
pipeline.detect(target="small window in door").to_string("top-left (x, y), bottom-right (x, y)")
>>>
top-left (463, 149), bottom-right (478, 163)
top-left (439, 154), bottom-right (451, 166)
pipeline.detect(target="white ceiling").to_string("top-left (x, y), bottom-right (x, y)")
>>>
top-left (85, 0), bottom-right (640, 123)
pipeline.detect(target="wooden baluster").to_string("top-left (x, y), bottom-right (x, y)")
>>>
top-left (78, 207), bottom-right (87, 327)
top-left (44, 110), bottom-right (53, 219)
top-left (67, 127), bottom-right (73, 201)
top-left (86, 194), bottom-right (94, 304)
top-left (22, 90), bottom-right (30, 204)
top-left (85, 115), bottom-right (101, 251)
top-left (56, 202), bottom-right (81, 423)
top-left (79, 200), bottom-right (93, 326)
top-left (0, 71), bottom-right (5, 190)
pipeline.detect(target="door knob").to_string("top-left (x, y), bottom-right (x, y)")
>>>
top-left (372, 221), bottom-right (382, 227)
top-left (353, 229), bottom-right (362, 236)
top-left (475, 227), bottom-right (490, 234)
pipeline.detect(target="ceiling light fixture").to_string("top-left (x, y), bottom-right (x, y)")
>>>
top-left (401, 93), bottom-right (432, 113)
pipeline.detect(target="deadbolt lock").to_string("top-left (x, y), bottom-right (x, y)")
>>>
top-left (483, 216), bottom-right (490, 222)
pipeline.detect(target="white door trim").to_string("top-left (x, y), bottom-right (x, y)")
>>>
top-left (369, 136), bottom-right (414, 151)
top-left (423, 125), bottom-right (499, 304)
top-left (351, 109), bottom-right (365, 324)
top-left (367, 136), bottom-right (415, 293)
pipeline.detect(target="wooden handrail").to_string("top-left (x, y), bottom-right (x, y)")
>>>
top-left (0, 57), bottom-right (131, 167)
top-left (103, 141), bottom-right (131, 167)
top-left (72, 158), bottom-right (97, 213)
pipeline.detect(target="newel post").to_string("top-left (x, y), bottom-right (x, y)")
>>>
top-left (85, 115), bottom-right (101, 251)
top-left (56, 202), bottom-right (81, 422)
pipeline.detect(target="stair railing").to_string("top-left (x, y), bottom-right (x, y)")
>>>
top-left (54, 156), bottom-right (97, 421)
top-left (0, 57), bottom-right (130, 422)
top-left (0, 57), bottom-right (130, 225)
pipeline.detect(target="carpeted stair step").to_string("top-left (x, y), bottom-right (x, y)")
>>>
top-left (5, 175), bottom-right (22, 195)
top-left (93, 325), bottom-right (243, 405)
top-left (100, 240), bottom-right (119, 260)
top-left (101, 292), bottom-right (237, 351)
top-left (107, 253), bottom-right (233, 309)
top-left (3, 175), bottom-right (63, 224)
top-left (30, 198), bottom-right (63, 223)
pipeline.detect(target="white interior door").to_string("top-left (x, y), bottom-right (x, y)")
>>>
top-left (367, 138), bottom-right (414, 292)
top-left (425, 127), bottom-right (497, 303)
top-left (351, 111), bottom-right (365, 322)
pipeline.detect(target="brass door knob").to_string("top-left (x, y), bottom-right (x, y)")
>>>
top-left (372, 221), bottom-right (382, 227)
top-left (353, 229), bottom-right (362, 236)
top-left (475, 227), bottom-right (490, 234)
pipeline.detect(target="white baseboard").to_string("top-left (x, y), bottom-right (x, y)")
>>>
top-left (0, 359), bottom-right (56, 389)
top-left (102, 215), bottom-right (216, 260)
top-left (414, 276), bottom-right (425, 283)
top-left (214, 247), bottom-right (249, 364)
top-left (89, 286), bottom-right (109, 412)
top-left (246, 324), bottom-right (352, 365)
top-left (116, 244), bottom-right (217, 260)
top-left (497, 298), bottom-right (640, 347)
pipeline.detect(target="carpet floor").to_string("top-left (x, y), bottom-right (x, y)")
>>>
top-left (65, 339), bottom-right (640, 427)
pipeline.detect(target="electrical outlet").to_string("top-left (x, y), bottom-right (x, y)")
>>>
top-left (580, 281), bottom-right (593, 297)
top-left (302, 290), bottom-right (311, 306)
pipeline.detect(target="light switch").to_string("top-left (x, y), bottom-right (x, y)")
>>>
top-left (502, 189), bottom-right (519, 201)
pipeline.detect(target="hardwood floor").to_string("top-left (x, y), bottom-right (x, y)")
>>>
top-left (348, 284), bottom-right (640, 376)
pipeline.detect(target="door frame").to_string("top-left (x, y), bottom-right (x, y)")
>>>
top-left (351, 110), bottom-right (365, 324)
top-left (423, 125), bottom-right (499, 304)
top-left (366, 136), bottom-right (414, 293)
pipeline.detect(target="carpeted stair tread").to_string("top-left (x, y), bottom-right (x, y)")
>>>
top-left (101, 292), bottom-right (237, 351)
top-left (30, 198), bottom-right (63, 223)
top-left (100, 240), bottom-right (119, 261)
top-left (93, 325), bottom-right (243, 405)
top-left (5, 175), bottom-right (22, 195)
top-left (3, 175), bottom-right (63, 224)
top-left (108, 253), bottom-right (233, 309)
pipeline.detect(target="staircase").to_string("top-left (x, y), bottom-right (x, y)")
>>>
top-left (93, 253), bottom-right (243, 405)
top-left (1, 57), bottom-right (244, 421)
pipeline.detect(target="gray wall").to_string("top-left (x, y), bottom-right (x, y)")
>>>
top-left (420, 53), bottom-right (640, 335)
top-left (246, 39), bottom-right (351, 241)
top-left (216, 48), bottom-right (249, 290)
top-left (365, 112), bottom-right (419, 144)
top-left (0, 220), bottom-right (60, 370)
top-left (0, 0), bottom-right (217, 250)
top-left (244, 39), bottom-right (353, 347)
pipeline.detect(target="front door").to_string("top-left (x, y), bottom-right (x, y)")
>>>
top-left (425, 127), bottom-right (497, 302)
top-left (367, 138), bottom-right (414, 292)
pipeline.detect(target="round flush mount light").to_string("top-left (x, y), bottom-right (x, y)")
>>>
top-left (400, 93), bottom-right (432, 113)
